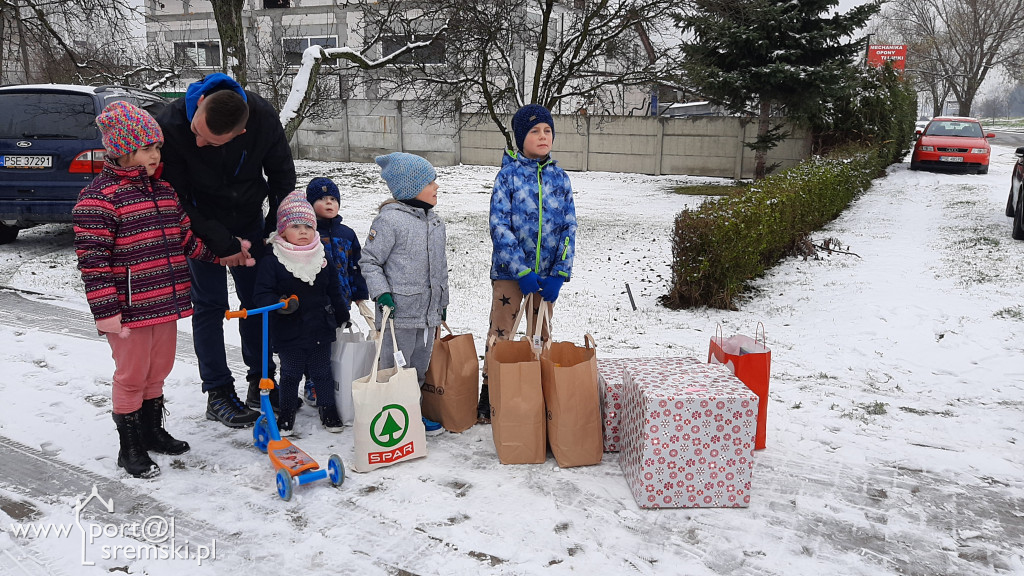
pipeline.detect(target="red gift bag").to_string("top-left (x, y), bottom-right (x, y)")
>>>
top-left (708, 323), bottom-right (771, 450)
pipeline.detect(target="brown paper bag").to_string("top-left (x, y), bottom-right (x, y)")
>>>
top-left (541, 333), bottom-right (603, 468)
top-left (422, 322), bottom-right (479, 433)
top-left (488, 295), bottom-right (547, 464)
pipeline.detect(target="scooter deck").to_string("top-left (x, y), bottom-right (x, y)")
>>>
top-left (267, 439), bottom-right (320, 476)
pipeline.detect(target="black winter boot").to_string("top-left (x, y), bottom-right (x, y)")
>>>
top-left (477, 383), bottom-right (491, 425)
top-left (245, 374), bottom-right (280, 412)
top-left (112, 411), bottom-right (160, 479)
top-left (139, 396), bottom-right (190, 455)
top-left (206, 386), bottom-right (260, 428)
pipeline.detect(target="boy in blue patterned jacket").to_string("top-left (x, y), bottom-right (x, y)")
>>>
top-left (479, 104), bottom-right (577, 423)
top-left (301, 177), bottom-right (370, 406)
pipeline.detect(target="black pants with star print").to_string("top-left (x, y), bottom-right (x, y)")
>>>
top-left (482, 280), bottom-right (554, 386)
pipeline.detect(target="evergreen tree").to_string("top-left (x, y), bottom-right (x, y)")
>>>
top-left (674, 0), bottom-right (880, 179)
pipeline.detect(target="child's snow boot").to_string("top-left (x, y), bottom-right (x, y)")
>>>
top-left (318, 405), bottom-right (343, 433)
top-left (113, 411), bottom-right (160, 479)
top-left (422, 416), bottom-right (444, 436)
top-left (477, 383), bottom-right (491, 424)
top-left (245, 374), bottom-right (280, 412)
top-left (139, 396), bottom-right (190, 455)
top-left (278, 407), bottom-right (297, 437)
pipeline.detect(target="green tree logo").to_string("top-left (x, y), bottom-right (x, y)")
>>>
top-left (369, 404), bottom-right (409, 447)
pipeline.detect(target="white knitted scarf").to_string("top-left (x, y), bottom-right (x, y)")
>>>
top-left (268, 232), bottom-right (326, 285)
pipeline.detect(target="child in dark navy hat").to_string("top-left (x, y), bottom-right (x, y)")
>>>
top-left (299, 177), bottom-right (369, 408)
top-left (480, 104), bottom-right (577, 423)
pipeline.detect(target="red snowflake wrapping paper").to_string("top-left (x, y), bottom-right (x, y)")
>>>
top-left (597, 357), bottom-right (701, 452)
top-left (618, 361), bottom-right (758, 508)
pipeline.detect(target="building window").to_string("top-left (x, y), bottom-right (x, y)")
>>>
top-left (381, 34), bottom-right (445, 65)
top-left (173, 41), bottom-right (221, 68)
top-left (264, 0), bottom-right (289, 7)
top-left (283, 36), bottom-right (338, 66)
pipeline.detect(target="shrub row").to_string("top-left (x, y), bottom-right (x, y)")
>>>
top-left (661, 66), bottom-right (916, 310)
top-left (660, 150), bottom-right (885, 309)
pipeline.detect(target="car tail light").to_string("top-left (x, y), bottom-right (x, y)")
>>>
top-left (69, 149), bottom-right (106, 174)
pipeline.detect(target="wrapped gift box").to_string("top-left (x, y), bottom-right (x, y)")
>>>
top-left (597, 357), bottom-right (701, 452)
top-left (618, 362), bottom-right (757, 508)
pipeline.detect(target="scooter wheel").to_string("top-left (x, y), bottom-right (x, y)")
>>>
top-left (328, 454), bottom-right (345, 486)
top-left (253, 416), bottom-right (270, 453)
top-left (276, 468), bottom-right (293, 501)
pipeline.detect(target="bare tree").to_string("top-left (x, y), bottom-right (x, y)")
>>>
top-left (880, 0), bottom-right (1024, 117)
top-left (154, 0), bottom-right (672, 144)
top-left (0, 0), bottom-right (171, 86)
top-left (353, 0), bottom-right (678, 149)
top-left (208, 0), bottom-right (249, 87)
top-left (278, 31), bottom-right (448, 140)
top-left (245, 15), bottom-right (344, 134)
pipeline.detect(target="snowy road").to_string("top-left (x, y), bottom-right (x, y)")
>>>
top-left (0, 150), bottom-right (1021, 575)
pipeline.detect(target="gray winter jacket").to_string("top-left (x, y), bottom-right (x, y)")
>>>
top-left (359, 200), bottom-right (449, 329)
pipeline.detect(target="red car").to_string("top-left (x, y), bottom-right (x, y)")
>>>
top-left (910, 116), bottom-right (994, 174)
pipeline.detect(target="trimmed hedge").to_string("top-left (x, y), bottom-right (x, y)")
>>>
top-left (661, 151), bottom-right (884, 309)
top-left (661, 66), bottom-right (916, 310)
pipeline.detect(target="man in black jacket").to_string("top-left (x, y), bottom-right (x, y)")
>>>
top-left (156, 73), bottom-right (296, 428)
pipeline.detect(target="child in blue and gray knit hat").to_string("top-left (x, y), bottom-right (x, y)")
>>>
top-left (359, 152), bottom-right (449, 435)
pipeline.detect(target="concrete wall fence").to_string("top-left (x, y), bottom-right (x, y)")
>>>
top-left (292, 99), bottom-right (812, 180)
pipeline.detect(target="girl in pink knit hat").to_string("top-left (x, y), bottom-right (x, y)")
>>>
top-left (72, 101), bottom-right (222, 479)
top-left (253, 191), bottom-right (351, 435)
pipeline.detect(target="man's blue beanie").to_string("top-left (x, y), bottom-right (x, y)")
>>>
top-left (512, 104), bottom-right (555, 152)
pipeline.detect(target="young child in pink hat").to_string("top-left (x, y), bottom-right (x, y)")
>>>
top-left (253, 191), bottom-right (350, 435)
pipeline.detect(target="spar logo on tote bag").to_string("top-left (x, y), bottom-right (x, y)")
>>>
top-left (367, 404), bottom-right (416, 464)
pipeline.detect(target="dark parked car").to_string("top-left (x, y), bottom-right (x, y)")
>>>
top-left (1007, 146), bottom-right (1024, 240)
top-left (0, 84), bottom-right (168, 243)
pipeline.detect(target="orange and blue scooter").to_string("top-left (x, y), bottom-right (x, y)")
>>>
top-left (225, 296), bottom-right (344, 500)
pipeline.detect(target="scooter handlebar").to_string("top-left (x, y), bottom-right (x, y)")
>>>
top-left (224, 298), bottom-right (294, 321)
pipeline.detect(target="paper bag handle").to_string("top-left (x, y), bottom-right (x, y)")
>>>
top-left (714, 323), bottom-right (724, 346)
top-left (755, 321), bottom-right (767, 346)
top-left (509, 294), bottom-right (529, 338)
top-left (531, 297), bottom-right (551, 358)
top-left (584, 333), bottom-right (596, 349)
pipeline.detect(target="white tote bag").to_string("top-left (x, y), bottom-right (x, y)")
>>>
top-left (331, 301), bottom-right (378, 426)
top-left (351, 308), bottom-right (428, 473)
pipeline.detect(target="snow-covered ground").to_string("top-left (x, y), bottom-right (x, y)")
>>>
top-left (0, 147), bottom-right (1022, 575)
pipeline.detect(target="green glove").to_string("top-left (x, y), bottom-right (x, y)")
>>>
top-left (442, 307), bottom-right (447, 322)
top-left (377, 293), bottom-right (395, 314)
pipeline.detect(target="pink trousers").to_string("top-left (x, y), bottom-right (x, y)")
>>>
top-left (107, 322), bottom-right (177, 414)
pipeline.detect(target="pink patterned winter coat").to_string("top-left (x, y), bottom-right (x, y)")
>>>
top-left (73, 160), bottom-right (217, 328)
